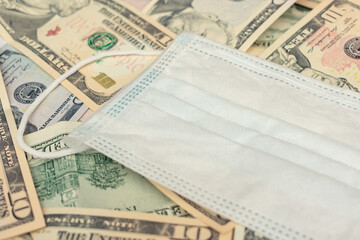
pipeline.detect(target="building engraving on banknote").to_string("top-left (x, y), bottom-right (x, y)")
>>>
top-left (262, 0), bottom-right (360, 92)
top-left (24, 122), bottom-right (188, 216)
top-left (31, 153), bottom-right (127, 206)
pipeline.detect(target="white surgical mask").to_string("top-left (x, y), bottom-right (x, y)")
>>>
top-left (18, 33), bottom-right (360, 240)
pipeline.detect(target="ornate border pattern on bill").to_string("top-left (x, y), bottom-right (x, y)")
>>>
top-left (29, 208), bottom-right (234, 240)
top-left (0, 73), bottom-right (44, 239)
top-left (261, 0), bottom-right (360, 93)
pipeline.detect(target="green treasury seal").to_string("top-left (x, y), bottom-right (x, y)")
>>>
top-left (88, 32), bottom-right (118, 51)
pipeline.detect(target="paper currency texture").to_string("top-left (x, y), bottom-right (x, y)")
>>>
top-left (144, 0), bottom-right (297, 50)
top-left (30, 208), bottom-right (233, 240)
top-left (24, 122), bottom-right (188, 217)
top-left (153, 182), bottom-right (237, 234)
top-left (261, 0), bottom-right (360, 92)
top-left (0, 0), bottom-right (176, 110)
top-left (0, 45), bottom-right (88, 134)
top-left (247, 4), bottom-right (310, 56)
top-left (0, 73), bottom-right (45, 239)
top-left (296, 0), bottom-right (322, 8)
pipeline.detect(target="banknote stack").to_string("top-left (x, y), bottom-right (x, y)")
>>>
top-left (0, 0), bottom-right (356, 239)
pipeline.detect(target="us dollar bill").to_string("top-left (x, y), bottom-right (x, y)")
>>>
top-left (152, 183), bottom-right (272, 239)
top-left (143, 0), bottom-right (297, 51)
top-left (23, 121), bottom-right (189, 217)
top-left (26, 208), bottom-right (233, 240)
top-left (0, 44), bottom-right (88, 134)
top-left (296, 0), bottom-right (322, 8)
top-left (0, 73), bottom-right (45, 239)
top-left (0, 0), bottom-right (176, 111)
top-left (0, 36), bottom-right (5, 48)
top-left (124, 0), bottom-right (152, 10)
top-left (152, 182), bottom-right (236, 234)
top-left (24, 208), bottom-right (270, 240)
top-left (247, 4), bottom-right (310, 56)
top-left (261, 0), bottom-right (360, 92)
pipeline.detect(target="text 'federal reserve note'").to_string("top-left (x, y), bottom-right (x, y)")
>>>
top-left (0, 73), bottom-right (44, 239)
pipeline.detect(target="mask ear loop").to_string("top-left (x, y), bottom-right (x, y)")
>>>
top-left (16, 49), bottom-right (163, 159)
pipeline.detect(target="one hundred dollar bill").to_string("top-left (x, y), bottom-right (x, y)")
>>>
top-left (28, 208), bottom-right (233, 240)
top-left (0, 44), bottom-right (88, 134)
top-left (23, 121), bottom-right (189, 217)
top-left (296, 0), bottom-right (322, 8)
top-left (247, 4), bottom-right (310, 56)
top-left (143, 0), bottom-right (297, 51)
top-left (261, 0), bottom-right (360, 92)
top-left (0, 73), bottom-right (45, 239)
top-left (0, 0), bottom-right (176, 111)
top-left (152, 182), bottom-right (236, 234)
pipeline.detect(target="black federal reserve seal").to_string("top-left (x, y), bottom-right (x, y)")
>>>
top-left (344, 37), bottom-right (360, 59)
top-left (88, 32), bottom-right (118, 51)
top-left (14, 82), bottom-right (46, 104)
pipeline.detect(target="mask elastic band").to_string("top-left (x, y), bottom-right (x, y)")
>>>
top-left (16, 49), bottom-right (163, 159)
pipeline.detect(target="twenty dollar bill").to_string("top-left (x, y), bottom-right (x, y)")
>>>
top-left (261, 0), bottom-right (360, 92)
top-left (0, 73), bottom-right (44, 239)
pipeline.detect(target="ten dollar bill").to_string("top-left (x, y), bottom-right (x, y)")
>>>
top-left (0, 0), bottom-right (175, 111)
top-left (152, 182), bottom-right (237, 234)
top-left (296, 0), bottom-right (323, 8)
top-left (0, 44), bottom-right (88, 134)
top-left (24, 121), bottom-right (188, 217)
top-left (0, 73), bottom-right (44, 239)
top-left (143, 0), bottom-right (297, 51)
top-left (30, 207), bottom-right (232, 240)
top-left (261, 0), bottom-right (360, 92)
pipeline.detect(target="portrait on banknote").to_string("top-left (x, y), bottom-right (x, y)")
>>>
top-left (144, 0), bottom-right (296, 50)
top-left (0, 0), bottom-right (90, 40)
top-left (267, 47), bottom-right (359, 92)
top-left (262, 0), bottom-right (360, 93)
top-left (146, 0), bottom-right (250, 46)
